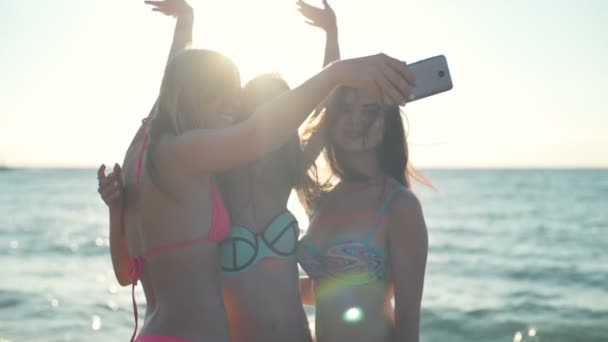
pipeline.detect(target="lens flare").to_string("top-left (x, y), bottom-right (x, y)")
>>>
top-left (343, 307), bottom-right (364, 324)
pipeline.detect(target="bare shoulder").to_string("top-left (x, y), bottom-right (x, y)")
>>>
top-left (386, 187), bottom-right (427, 237)
top-left (391, 187), bottom-right (422, 212)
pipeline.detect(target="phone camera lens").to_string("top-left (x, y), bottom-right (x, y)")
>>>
top-left (438, 70), bottom-right (445, 78)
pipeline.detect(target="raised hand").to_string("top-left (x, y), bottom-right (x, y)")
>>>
top-left (297, 0), bottom-right (337, 32)
top-left (97, 163), bottom-right (124, 208)
top-left (144, 0), bottom-right (193, 18)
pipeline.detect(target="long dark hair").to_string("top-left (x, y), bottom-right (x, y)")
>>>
top-left (145, 49), bottom-right (241, 191)
top-left (297, 86), bottom-right (425, 212)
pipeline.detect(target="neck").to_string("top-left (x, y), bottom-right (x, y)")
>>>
top-left (342, 151), bottom-right (383, 182)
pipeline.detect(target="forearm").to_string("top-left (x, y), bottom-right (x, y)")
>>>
top-left (323, 28), bottom-right (340, 67)
top-left (108, 205), bottom-right (131, 286)
top-left (394, 309), bottom-right (421, 342)
top-left (166, 10), bottom-right (194, 64)
top-left (247, 64), bottom-right (338, 161)
top-left (174, 63), bottom-right (341, 173)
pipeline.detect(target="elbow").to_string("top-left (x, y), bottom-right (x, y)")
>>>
top-left (115, 268), bottom-right (133, 287)
top-left (117, 278), bottom-right (132, 287)
top-left (113, 262), bottom-right (133, 287)
top-left (116, 272), bottom-right (133, 287)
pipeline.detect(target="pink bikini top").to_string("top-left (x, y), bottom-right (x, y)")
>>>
top-left (128, 120), bottom-right (231, 341)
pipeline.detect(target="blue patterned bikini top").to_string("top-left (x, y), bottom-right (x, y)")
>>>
top-left (297, 187), bottom-right (404, 286)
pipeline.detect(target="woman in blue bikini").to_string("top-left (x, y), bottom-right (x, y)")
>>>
top-left (217, 1), bottom-right (340, 341)
top-left (297, 85), bottom-right (429, 342)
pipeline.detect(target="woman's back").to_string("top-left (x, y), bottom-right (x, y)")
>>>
top-left (129, 136), bottom-right (231, 341)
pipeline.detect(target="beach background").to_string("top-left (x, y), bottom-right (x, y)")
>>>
top-left (1, 168), bottom-right (607, 342)
top-left (2, 0), bottom-right (608, 340)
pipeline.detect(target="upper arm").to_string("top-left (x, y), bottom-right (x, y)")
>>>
top-left (108, 205), bottom-right (132, 286)
top-left (387, 190), bottom-right (428, 337)
top-left (163, 120), bottom-right (260, 174)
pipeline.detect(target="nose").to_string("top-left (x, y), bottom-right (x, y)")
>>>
top-left (347, 111), bottom-right (365, 129)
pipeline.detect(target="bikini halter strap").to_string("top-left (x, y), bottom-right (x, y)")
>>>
top-left (364, 186), bottom-right (405, 241)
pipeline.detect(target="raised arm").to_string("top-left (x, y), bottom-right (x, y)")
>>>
top-left (294, 0), bottom-right (341, 171)
top-left (388, 190), bottom-right (428, 342)
top-left (145, 0), bottom-right (195, 65)
top-left (97, 164), bottom-right (132, 286)
top-left (166, 54), bottom-right (415, 174)
top-left (297, 0), bottom-right (340, 67)
top-left (126, 0), bottom-right (193, 133)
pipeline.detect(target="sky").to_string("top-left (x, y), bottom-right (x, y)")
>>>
top-left (1, 0), bottom-right (607, 168)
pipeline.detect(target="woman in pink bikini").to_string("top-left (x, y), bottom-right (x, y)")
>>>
top-left (97, 1), bottom-right (197, 337)
top-left (97, 1), bottom-right (415, 341)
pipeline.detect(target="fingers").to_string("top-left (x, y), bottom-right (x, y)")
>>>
top-left (374, 71), bottom-right (406, 106)
top-left (98, 175), bottom-right (123, 205)
top-left (99, 177), bottom-right (120, 191)
top-left (385, 55), bottom-right (416, 87)
top-left (99, 175), bottom-right (120, 191)
top-left (99, 184), bottom-right (119, 199)
top-left (113, 163), bottom-right (122, 177)
top-left (144, 1), bottom-right (166, 6)
top-left (297, 0), bottom-right (312, 7)
top-left (379, 63), bottom-right (409, 105)
top-left (376, 54), bottom-right (416, 104)
top-left (296, 5), bottom-right (312, 15)
top-left (145, 0), bottom-right (172, 15)
top-left (297, 1), bottom-right (318, 15)
top-left (97, 164), bottom-right (106, 180)
top-left (152, 7), bottom-right (171, 15)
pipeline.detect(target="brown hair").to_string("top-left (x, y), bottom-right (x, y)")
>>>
top-left (297, 86), bottom-right (428, 212)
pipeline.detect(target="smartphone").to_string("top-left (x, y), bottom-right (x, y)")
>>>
top-left (407, 55), bottom-right (453, 102)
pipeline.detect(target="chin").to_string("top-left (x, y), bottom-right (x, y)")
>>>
top-left (337, 144), bottom-right (364, 154)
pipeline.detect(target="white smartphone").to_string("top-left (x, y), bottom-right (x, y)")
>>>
top-left (407, 55), bottom-right (453, 102)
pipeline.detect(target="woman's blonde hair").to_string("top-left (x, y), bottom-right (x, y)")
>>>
top-left (146, 49), bottom-right (241, 188)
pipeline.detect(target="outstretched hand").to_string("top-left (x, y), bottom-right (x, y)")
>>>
top-left (297, 0), bottom-right (337, 32)
top-left (144, 0), bottom-right (193, 17)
